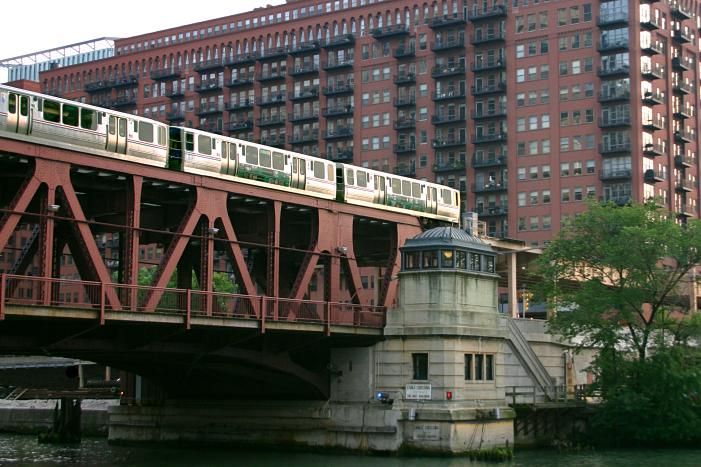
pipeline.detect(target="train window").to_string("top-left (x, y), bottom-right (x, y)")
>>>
top-left (357, 171), bottom-right (367, 187)
top-left (97, 113), bottom-right (103, 125)
top-left (138, 122), bottom-right (154, 143)
top-left (80, 109), bottom-right (96, 130)
top-left (62, 104), bottom-right (79, 126)
top-left (441, 189), bottom-right (452, 205)
top-left (259, 149), bottom-right (272, 167)
top-left (185, 133), bottom-right (194, 151)
top-left (327, 164), bottom-right (334, 181)
top-left (43, 100), bottom-right (60, 123)
top-left (272, 152), bottom-right (284, 170)
top-left (345, 169), bottom-right (355, 185)
top-left (198, 135), bottom-right (211, 155)
top-left (313, 161), bottom-right (325, 179)
top-left (20, 96), bottom-right (28, 116)
top-left (402, 180), bottom-right (411, 196)
top-left (8, 94), bottom-right (16, 113)
top-left (391, 178), bottom-right (401, 193)
top-left (412, 182), bottom-right (420, 198)
top-left (229, 143), bottom-right (236, 159)
top-left (158, 126), bottom-right (166, 145)
top-left (118, 119), bottom-right (127, 137)
top-left (246, 146), bottom-right (258, 164)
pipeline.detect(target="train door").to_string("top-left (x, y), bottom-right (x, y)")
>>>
top-left (290, 157), bottom-right (306, 189)
top-left (374, 175), bottom-right (386, 205)
top-left (427, 186), bottom-right (438, 214)
top-left (106, 115), bottom-right (127, 154)
top-left (6, 92), bottom-right (31, 134)
top-left (220, 141), bottom-right (229, 174)
top-left (167, 127), bottom-right (183, 171)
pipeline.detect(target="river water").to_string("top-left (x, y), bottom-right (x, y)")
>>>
top-left (0, 434), bottom-right (699, 466)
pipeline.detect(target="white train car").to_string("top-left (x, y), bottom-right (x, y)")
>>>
top-left (0, 84), bottom-right (168, 167)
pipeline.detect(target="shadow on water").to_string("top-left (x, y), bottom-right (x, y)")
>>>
top-left (1, 434), bottom-right (701, 466)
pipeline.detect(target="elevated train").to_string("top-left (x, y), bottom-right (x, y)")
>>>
top-left (0, 84), bottom-right (460, 223)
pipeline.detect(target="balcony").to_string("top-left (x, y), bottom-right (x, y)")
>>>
top-left (674, 106), bottom-right (693, 119)
top-left (323, 34), bottom-right (355, 48)
top-left (194, 59), bottom-right (225, 73)
top-left (258, 47), bottom-right (289, 60)
top-left (599, 169), bottom-right (632, 181)
top-left (393, 45), bottom-right (416, 59)
top-left (323, 59), bottom-right (354, 71)
top-left (324, 127), bottom-right (353, 140)
top-left (325, 147), bottom-right (354, 161)
top-left (642, 91), bottom-right (664, 105)
top-left (289, 64), bottom-right (319, 76)
top-left (393, 117), bottom-right (416, 130)
top-left (393, 95), bottom-right (416, 107)
top-left (676, 179), bottom-right (695, 192)
top-left (475, 205), bottom-right (508, 217)
top-left (472, 30), bottom-right (505, 45)
top-left (597, 39), bottom-right (628, 52)
top-left (432, 88), bottom-right (466, 101)
top-left (431, 63), bottom-right (466, 78)
top-left (599, 142), bottom-right (632, 156)
top-left (258, 71), bottom-right (286, 82)
top-left (673, 82), bottom-right (693, 95)
top-left (644, 169), bottom-right (666, 183)
top-left (432, 114), bottom-right (466, 125)
top-left (394, 72), bottom-right (416, 85)
top-left (473, 132), bottom-right (506, 144)
top-left (323, 105), bottom-right (353, 117)
top-left (323, 82), bottom-right (354, 96)
top-left (228, 119), bottom-right (253, 131)
top-left (166, 110), bottom-right (186, 122)
top-left (432, 137), bottom-right (467, 148)
top-left (111, 96), bottom-right (137, 108)
top-left (597, 12), bottom-right (628, 27)
top-left (431, 35), bottom-right (465, 51)
top-left (428, 13), bottom-right (466, 29)
top-left (673, 29), bottom-right (693, 43)
top-left (226, 99), bottom-right (254, 111)
top-left (199, 123), bottom-right (222, 135)
top-left (599, 88), bottom-right (631, 103)
top-left (150, 67), bottom-right (181, 80)
top-left (257, 115), bottom-right (286, 127)
top-left (394, 165), bottom-right (416, 177)
top-left (433, 160), bottom-right (466, 172)
top-left (165, 88), bottom-right (185, 98)
top-left (472, 106), bottom-right (507, 120)
top-left (641, 64), bottom-right (664, 80)
top-left (259, 135), bottom-right (286, 147)
top-left (289, 111), bottom-right (319, 122)
top-left (675, 129), bottom-right (694, 143)
top-left (643, 143), bottom-right (664, 157)
top-left (473, 154), bottom-right (507, 168)
top-left (642, 116), bottom-right (664, 131)
top-left (677, 203), bottom-right (696, 217)
top-left (472, 181), bottom-right (507, 193)
top-left (257, 92), bottom-right (286, 106)
top-left (288, 131), bottom-right (319, 144)
top-left (84, 76), bottom-right (137, 92)
top-left (597, 64), bottom-right (630, 78)
top-left (599, 116), bottom-right (631, 128)
top-left (640, 41), bottom-right (664, 55)
top-left (195, 81), bottom-right (223, 93)
top-left (226, 77), bottom-right (254, 88)
top-left (672, 57), bottom-right (692, 72)
top-left (471, 58), bottom-right (506, 72)
top-left (670, 2), bottom-right (692, 20)
top-left (289, 86), bottom-right (320, 101)
top-left (228, 53), bottom-right (258, 65)
top-left (471, 81), bottom-right (506, 95)
top-left (288, 40), bottom-right (320, 55)
top-left (469, 5), bottom-right (507, 22)
top-left (393, 142), bottom-right (416, 154)
top-left (640, 16), bottom-right (661, 30)
top-left (675, 154), bottom-right (696, 168)
top-left (370, 24), bottom-right (409, 38)
top-left (196, 104), bottom-right (224, 116)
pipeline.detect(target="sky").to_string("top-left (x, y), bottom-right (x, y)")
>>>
top-left (1, 0), bottom-right (284, 79)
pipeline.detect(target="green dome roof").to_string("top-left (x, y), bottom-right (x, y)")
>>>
top-left (403, 227), bottom-right (494, 252)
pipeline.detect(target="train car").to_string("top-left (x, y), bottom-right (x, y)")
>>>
top-left (0, 84), bottom-right (168, 167)
top-left (168, 126), bottom-right (336, 200)
top-left (337, 163), bottom-right (460, 223)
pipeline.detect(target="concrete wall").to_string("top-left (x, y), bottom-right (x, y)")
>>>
top-left (0, 400), bottom-right (116, 435)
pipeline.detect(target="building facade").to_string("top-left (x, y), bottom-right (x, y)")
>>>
top-left (35, 0), bottom-right (700, 246)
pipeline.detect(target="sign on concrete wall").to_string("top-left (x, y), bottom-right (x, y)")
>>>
top-left (413, 424), bottom-right (440, 440)
top-left (405, 383), bottom-right (431, 400)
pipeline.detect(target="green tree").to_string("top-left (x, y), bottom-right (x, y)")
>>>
top-left (536, 201), bottom-right (701, 446)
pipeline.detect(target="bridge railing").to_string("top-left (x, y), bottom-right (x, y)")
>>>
top-left (0, 274), bottom-right (386, 330)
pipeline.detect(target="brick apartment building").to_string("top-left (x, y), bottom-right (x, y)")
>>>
top-left (33, 0), bottom-right (700, 247)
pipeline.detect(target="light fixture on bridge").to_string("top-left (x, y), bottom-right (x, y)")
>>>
top-left (208, 227), bottom-right (220, 235)
top-left (47, 204), bottom-right (61, 213)
top-left (336, 246), bottom-right (348, 255)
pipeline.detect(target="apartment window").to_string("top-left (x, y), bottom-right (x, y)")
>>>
top-left (530, 216), bottom-right (539, 230)
top-left (542, 165), bottom-right (551, 178)
top-left (573, 161), bottom-right (583, 175)
top-left (413, 353), bottom-right (428, 380)
top-left (543, 190), bottom-right (551, 203)
top-left (574, 187), bottom-right (583, 201)
top-left (587, 185), bottom-right (596, 198)
top-left (518, 167), bottom-right (526, 180)
top-left (561, 162), bottom-right (570, 176)
top-left (560, 137), bottom-right (570, 151)
top-left (518, 192), bottom-right (526, 207)
top-left (516, 44), bottom-right (525, 58)
top-left (529, 166), bottom-right (538, 179)
top-left (530, 191), bottom-right (538, 205)
top-left (517, 118), bottom-right (526, 132)
top-left (465, 354), bottom-right (494, 381)
top-left (561, 188), bottom-right (571, 202)
top-left (541, 114), bottom-right (550, 129)
top-left (542, 139), bottom-right (551, 153)
top-left (586, 160), bottom-right (596, 173)
top-left (543, 215), bottom-right (551, 229)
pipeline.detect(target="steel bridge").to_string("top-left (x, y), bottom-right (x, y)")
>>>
top-left (0, 135), bottom-right (426, 399)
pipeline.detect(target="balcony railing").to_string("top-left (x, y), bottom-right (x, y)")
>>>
top-left (674, 129), bottom-right (694, 143)
top-left (641, 64), bottom-right (665, 80)
top-left (394, 95), bottom-right (416, 107)
top-left (195, 81), bottom-right (223, 92)
top-left (599, 89), bottom-right (631, 103)
top-left (432, 114), bottom-right (466, 125)
top-left (641, 116), bottom-right (664, 131)
top-left (432, 137), bottom-right (467, 148)
top-left (370, 24), bottom-right (409, 38)
top-left (599, 169), bottom-right (632, 181)
top-left (323, 34), bottom-right (355, 48)
top-left (288, 41), bottom-right (320, 55)
top-left (288, 131), bottom-right (319, 144)
top-left (597, 64), bottom-right (630, 77)
top-left (675, 154), bottom-right (696, 168)
top-left (642, 91), bottom-right (664, 105)
top-left (598, 116), bottom-right (631, 128)
top-left (289, 111), bottom-right (319, 122)
top-left (150, 67), bottom-right (182, 80)
top-left (642, 143), bottom-right (664, 157)
top-left (194, 59), bottom-right (226, 72)
top-left (676, 179), bottom-right (696, 192)
top-left (428, 13), bottom-right (466, 29)
top-left (431, 35), bottom-right (465, 51)
top-left (323, 82), bottom-right (354, 95)
top-left (673, 82), bottom-right (693, 95)
top-left (258, 71), bottom-right (286, 81)
top-left (431, 64), bottom-right (466, 78)
top-left (471, 82), bottom-right (506, 95)
top-left (289, 87), bottom-right (320, 100)
top-left (323, 105), bottom-right (353, 117)
top-left (289, 64), bottom-right (319, 76)
top-left (393, 142), bottom-right (416, 153)
top-left (472, 106), bottom-right (507, 119)
top-left (472, 181), bottom-right (507, 193)
top-left (257, 115), bottom-right (286, 127)
top-left (393, 118), bottom-right (416, 130)
top-left (257, 92), bottom-right (286, 106)
top-left (227, 77), bottom-right (254, 87)
top-left (433, 160), bottom-right (466, 172)
top-left (471, 58), bottom-right (506, 72)
top-left (469, 5), bottom-right (507, 22)
top-left (324, 127), bottom-right (353, 139)
top-left (196, 105), bottom-right (224, 116)
top-left (325, 147), bottom-right (354, 161)
top-left (473, 132), bottom-right (507, 144)
top-left (597, 12), bottom-right (628, 27)
top-left (394, 72), bottom-right (416, 85)
top-left (228, 120), bottom-right (253, 131)
top-left (599, 142), bottom-right (632, 155)
top-left (258, 47), bottom-right (289, 60)
top-left (432, 88), bottom-right (466, 100)
top-left (475, 205), bottom-right (508, 217)
top-left (226, 99), bottom-right (254, 110)
top-left (472, 154), bottom-right (507, 168)
top-left (472, 31), bottom-right (505, 45)
top-left (393, 45), bottom-right (416, 58)
top-left (323, 59), bottom-right (354, 71)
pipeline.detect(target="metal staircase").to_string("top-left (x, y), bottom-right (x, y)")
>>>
top-left (506, 317), bottom-right (555, 401)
